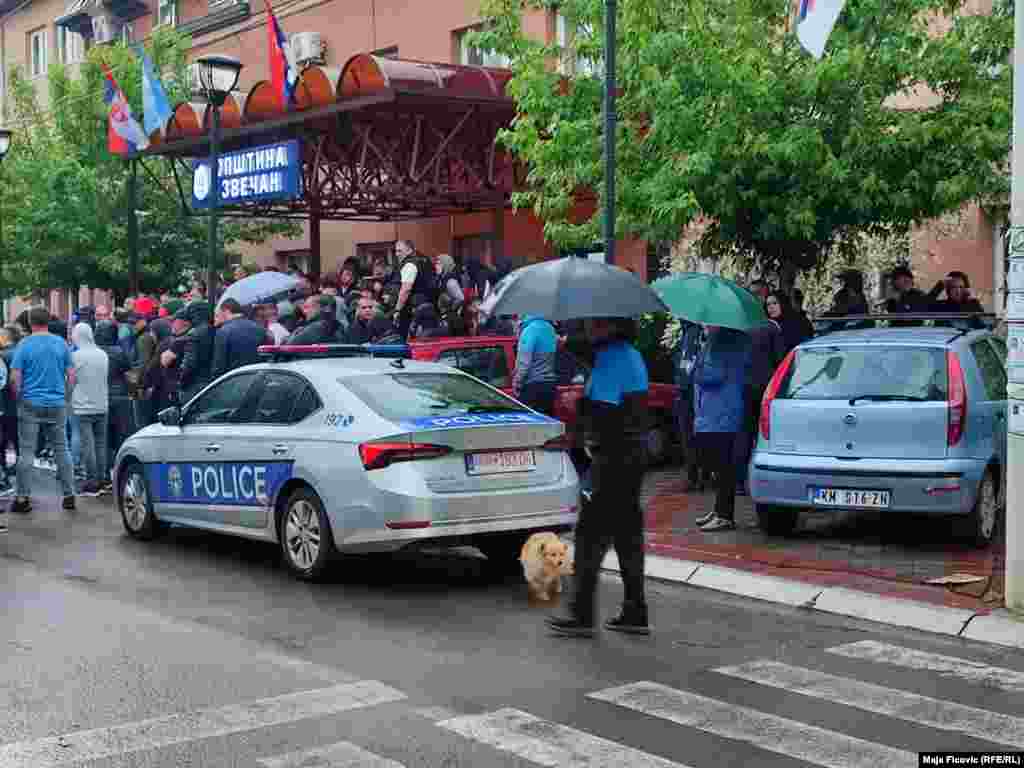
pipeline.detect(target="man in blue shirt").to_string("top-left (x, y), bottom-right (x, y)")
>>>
top-left (512, 315), bottom-right (558, 415)
top-left (548, 316), bottom-right (650, 638)
top-left (10, 308), bottom-right (77, 514)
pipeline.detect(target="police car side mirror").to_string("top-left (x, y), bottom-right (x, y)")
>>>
top-left (158, 406), bottom-right (182, 428)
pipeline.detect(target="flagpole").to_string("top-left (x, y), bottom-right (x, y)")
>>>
top-left (603, 0), bottom-right (616, 266)
top-left (128, 157), bottom-right (139, 297)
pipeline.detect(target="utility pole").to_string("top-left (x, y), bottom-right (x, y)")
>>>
top-left (128, 158), bottom-right (139, 297)
top-left (1005, 0), bottom-right (1024, 612)
top-left (603, 0), bottom-right (616, 266)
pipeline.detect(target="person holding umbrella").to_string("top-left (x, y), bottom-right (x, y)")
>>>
top-left (483, 257), bottom-right (668, 638)
top-left (547, 316), bottom-right (651, 637)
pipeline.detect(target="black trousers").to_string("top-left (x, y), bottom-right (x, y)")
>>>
top-left (519, 382), bottom-right (557, 417)
top-left (571, 449), bottom-right (647, 624)
top-left (697, 431), bottom-right (738, 522)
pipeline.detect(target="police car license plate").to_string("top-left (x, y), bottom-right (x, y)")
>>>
top-left (466, 450), bottom-right (536, 476)
top-left (811, 487), bottom-right (891, 509)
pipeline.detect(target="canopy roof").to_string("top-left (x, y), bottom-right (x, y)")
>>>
top-left (146, 53), bottom-right (523, 221)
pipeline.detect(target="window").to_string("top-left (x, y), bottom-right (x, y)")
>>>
top-left (290, 385), bottom-right (322, 423)
top-left (342, 372), bottom-right (527, 423)
top-left (457, 27), bottom-right (509, 68)
top-left (778, 346), bottom-right (949, 402)
top-left (247, 373), bottom-right (319, 424)
top-left (157, 0), bottom-right (176, 27)
top-left (437, 347), bottom-right (511, 388)
top-left (356, 241), bottom-right (396, 274)
top-left (185, 373), bottom-right (260, 425)
top-left (972, 341), bottom-right (1007, 402)
top-left (56, 26), bottom-right (84, 65)
top-left (29, 29), bottom-right (47, 78)
top-left (555, 12), bottom-right (601, 76)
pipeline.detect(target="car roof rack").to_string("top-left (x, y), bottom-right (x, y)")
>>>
top-left (812, 313), bottom-right (998, 336)
top-left (257, 343), bottom-right (412, 362)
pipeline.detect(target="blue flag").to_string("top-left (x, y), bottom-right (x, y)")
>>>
top-left (138, 49), bottom-right (173, 136)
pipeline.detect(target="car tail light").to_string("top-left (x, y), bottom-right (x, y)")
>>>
top-left (947, 350), bottom-right (967, 447)
top-left (358, 442), bottom-right (452, 470)
top-left (760, 349), bottom-right (796, 441)
top-left (543, 433), bottom-right (571, 451)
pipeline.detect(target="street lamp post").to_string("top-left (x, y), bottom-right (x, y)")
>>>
top-left (603, 0), bottom-right (616, 267)
top-left (194, 54), bottom-right (243, 307)
top-left (0, 128), bottom-right (12, 324)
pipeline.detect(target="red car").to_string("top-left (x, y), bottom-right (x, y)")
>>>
top-left (409, 335), bottom-right (679, 464)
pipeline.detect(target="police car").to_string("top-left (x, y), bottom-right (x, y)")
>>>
top-left (113, 344), bottom-right (579, 580)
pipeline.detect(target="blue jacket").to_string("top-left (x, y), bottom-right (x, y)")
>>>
top-left (693, 327), bottom-right (752, 434)
top-left (212, 317), bottom-right (270, 379)
top-left (513, 316), bottom-right (557, 395)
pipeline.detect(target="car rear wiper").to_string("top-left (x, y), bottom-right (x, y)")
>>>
top-left (847, 394), bottom-right (929, 405)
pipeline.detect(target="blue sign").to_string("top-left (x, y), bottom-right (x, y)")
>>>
top-left (400, 412), bottom-right (558, 431)
top-left (147, 461), bottom-right (293, 506)
top-left (192, 139), bottom-right (301, 209)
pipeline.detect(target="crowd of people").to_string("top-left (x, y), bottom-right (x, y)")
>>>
top-left (0, 241), bottom-right (527, 526)
top-left (671, 265), bottom-right (988, 534)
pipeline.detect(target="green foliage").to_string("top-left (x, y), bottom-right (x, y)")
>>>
top-left (0, 27), bottom-right (298, 300)
top-left (476, 0), bottom-right (1011, 276)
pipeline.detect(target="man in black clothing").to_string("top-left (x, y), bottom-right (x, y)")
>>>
top-left (288, 295), bottom-right (346, 344)
top-left (176, 302), bottom-right (215, 403)
top-left (886, 264), bottom-right (929, 314)
top-left (929, 271), bottom-right (985, 313)
top-left (392, 240), bottom-right (438, 337)
top-left (211, 299), bottom-right (270, 378)
top-left (346, 296), bottom-right (393, 344)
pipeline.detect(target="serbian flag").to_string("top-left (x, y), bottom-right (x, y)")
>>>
top-left (265, 0), bottom-right (298, 109)
top-left (794, 0), bottom-right (848, 58)
top-left (102, 64), bottom-right (149, 154)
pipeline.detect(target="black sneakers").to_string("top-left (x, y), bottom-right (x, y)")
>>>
top-left (10, 497), bottom-right (31, 515)
top-left (604, 603), bottom-right (651, 635)
top-left (546, 616), bottom-right (596, 638)
top-left (62, 496), bottom-right (76, 511)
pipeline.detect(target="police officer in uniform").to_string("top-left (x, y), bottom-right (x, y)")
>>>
top-left (548, 316), bottom-right (650, 638)
top-left (391, 240), bottom-right (438, 337)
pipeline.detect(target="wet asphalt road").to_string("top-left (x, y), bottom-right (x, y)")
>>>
top-left (2, 477), bottom-right (1023, 768)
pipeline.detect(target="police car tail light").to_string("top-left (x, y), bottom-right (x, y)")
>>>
top-left (359, 442), bottom-right (452, 470)
top-left (947, 350), bottom-right (967, 447)
top-left (542, 434), bottom-right (571, 451)
top-left (760, 349), bottom-right (796, 441)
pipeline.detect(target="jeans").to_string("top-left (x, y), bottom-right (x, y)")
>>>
top-left (75, 413), bottom-right (107, 484)
top-left (67, 410), bottom-right (81, 470)
top-left (17, 402), bottom-right (75, 498)
top-left (698, 431), bottom-right (738, 522)
top-left (571, 448), bottom-right (647, 624)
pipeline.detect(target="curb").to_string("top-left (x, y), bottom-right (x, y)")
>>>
top-left (601, 552), bottom-right (1024, 650)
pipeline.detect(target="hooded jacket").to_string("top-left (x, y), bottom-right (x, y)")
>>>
top-left (180, 302), bottom-right (215, 394)
top-left (94, 321), bottom-right (132, 399)
top-left (71, 323), bottom-right (109, 415)
top-left (513, 315), bottom-right (557, 396)
top-left (693, 327), bottom-right (752, 434)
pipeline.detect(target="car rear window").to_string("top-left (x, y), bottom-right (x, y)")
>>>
top-left (342, 372), bottom-right (530, 422)
top-left (778, 346), bottom-right (948, 401)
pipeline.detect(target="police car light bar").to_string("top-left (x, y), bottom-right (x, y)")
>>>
top-left (257, 343), bottom-right (412, 360)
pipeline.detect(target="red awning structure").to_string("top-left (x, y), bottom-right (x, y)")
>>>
top-left (145, 53), bottom-right (523, 221)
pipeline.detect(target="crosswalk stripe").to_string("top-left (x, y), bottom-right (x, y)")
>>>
top-left (826, 640), bottom-right (1024, 694)
top-left (0, 681), bottom-right (406, 768)
top-left (716, 660), bottom-right (1024, 748)
top-left (588, 681), bottom-right (914, 768)
top-left (438, 708), bottom-right (690, 767)
top-left (258, 741), bottom-right (405, 767)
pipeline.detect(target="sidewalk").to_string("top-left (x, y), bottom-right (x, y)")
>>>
top-left (603, 466), bottom-right (1023, 649)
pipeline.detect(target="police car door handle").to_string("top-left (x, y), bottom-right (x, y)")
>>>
top-left (205, 443), bottom-right (221, 453)
top-left (272, 445), bottom-right (290, 455)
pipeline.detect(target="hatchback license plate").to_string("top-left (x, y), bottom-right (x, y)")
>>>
top-left (466, 450), bottom-right (536, 476)
top-left (811, 487), bottom-right (891, 509)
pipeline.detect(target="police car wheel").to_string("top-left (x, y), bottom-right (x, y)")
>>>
top-left (280, 488), bottom-right (335, 581)
top-left (120, 463), bottom-right (163, 540)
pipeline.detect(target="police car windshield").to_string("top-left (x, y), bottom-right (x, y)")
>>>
top-left (343, 373), bottom-right (529, 423)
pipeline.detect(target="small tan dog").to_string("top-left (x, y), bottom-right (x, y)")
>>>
top-left (520, 532), bottom-right (574, 601)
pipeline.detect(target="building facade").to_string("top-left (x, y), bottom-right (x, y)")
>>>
top-left (0, 0), bottom-right (1004, 314)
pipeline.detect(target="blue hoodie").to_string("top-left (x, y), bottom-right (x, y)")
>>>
top-left (693, 327), bottom-right (752, 434)
top-left (513, 315), bottom-right (557, 395)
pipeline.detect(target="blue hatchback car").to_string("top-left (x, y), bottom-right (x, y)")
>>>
top-left (749, 322), bottom-right (1007, 545)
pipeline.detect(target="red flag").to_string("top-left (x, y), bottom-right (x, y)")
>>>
top-left (265, 0), bottom-right (298, 109)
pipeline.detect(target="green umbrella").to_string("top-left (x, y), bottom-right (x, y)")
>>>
top-left (651, 273), bottom-right (769, 331)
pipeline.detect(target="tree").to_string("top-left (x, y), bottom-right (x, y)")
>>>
top-left (0, 26), bottom-right (298, 301)
top-left (475, 0), bottom-right (1012, 283)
